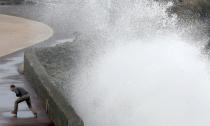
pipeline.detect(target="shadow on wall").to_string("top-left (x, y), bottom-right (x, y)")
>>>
top-left (24, 47), bottom-right (84, 126)
top-left (0, 0), bottom-right (25, 5)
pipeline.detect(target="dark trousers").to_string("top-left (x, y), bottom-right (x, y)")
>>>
top-left (14, 94), bottom-right (32, 114)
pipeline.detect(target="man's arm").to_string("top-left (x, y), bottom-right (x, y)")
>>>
top-left (14, 88), bottom-right (21, 97)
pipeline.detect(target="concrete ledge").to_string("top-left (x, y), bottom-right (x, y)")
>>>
top-left (24, 48), bottom-right (84, 126)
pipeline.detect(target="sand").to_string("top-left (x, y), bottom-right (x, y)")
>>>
top-left (0, 14), bottom-right (53, 57)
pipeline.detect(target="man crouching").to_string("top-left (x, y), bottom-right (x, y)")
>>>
top-left (10, 84), bottom-right (37, 118)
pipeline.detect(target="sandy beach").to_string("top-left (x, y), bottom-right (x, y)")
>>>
top-left (0, 14), bottom-right (53, 57)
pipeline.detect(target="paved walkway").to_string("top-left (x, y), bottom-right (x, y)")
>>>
top-left (0, 12), bottom-right (54, 126)
top-left (0, 52), bottom-right (54, 126)
top-left (0, 14), bottom-right (53, 57)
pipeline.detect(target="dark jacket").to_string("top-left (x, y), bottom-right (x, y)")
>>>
top-left (14, 87), bottom-right (28, 97)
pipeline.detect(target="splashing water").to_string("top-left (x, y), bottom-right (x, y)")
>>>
top-left (64, 0), bottom-right (210, 126)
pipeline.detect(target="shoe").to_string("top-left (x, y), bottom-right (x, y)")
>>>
top-left (12, 114), bottom-right (17, 118)
top-left (34, 112), bottom-right (37, 118)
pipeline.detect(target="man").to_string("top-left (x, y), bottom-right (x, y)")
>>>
top-left (10, 84), bottom-right (37, 118)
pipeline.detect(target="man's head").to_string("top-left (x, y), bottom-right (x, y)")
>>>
top-left (10, 84), bottom-right (16, 92)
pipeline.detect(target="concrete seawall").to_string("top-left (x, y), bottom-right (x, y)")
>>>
top-left (24, 48), bottom-right (84, 126)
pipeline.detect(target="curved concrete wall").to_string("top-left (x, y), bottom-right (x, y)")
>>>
top-left (24, 48), bottom-right (84, 126)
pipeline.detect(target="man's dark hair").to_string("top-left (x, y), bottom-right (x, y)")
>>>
top-left (10, 84), bottom-right (16, 88)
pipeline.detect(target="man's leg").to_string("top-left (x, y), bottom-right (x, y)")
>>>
top-left (12, 97), bottom-right (25, 116)
top-left (26, 97), bottom-right (37, 118)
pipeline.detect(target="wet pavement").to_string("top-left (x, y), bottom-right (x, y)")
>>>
top-left (0, 52), bottom-right (54, 126)
top-left (0, 1), bottom-right (82, 125)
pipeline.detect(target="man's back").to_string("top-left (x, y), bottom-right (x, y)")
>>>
top-left (15, 87), bottom-right (28, 97)
top-left (10, 85), bottom-right (37, 118)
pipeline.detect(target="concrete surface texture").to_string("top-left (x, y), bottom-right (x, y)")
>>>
top-left (24, 47), bottom-right (84, 126)
top-left (0, 12), bottom-right (54, 126)
top-left (0, 9), bottom-right (53, 126)
top-left (0, 14), bottom-right (53, 57)
top-left (0, 1), bottom-right (83, 126)
top-left (0, 1), bottom-right (83, 125)
top-left (0, 52), bottom-right (54, 126)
